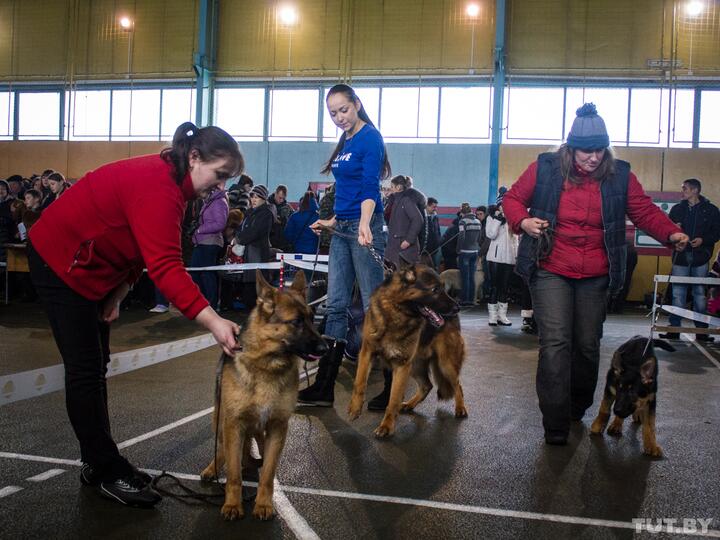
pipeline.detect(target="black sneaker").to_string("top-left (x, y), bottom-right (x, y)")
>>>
top-left (697, 334), bottom-right (715, 343)
top-left (658, 332), bottom-right (680, 340)
top-left (99, 476), bottom-right (162, 508)
top-left (81, 463), bottom-right (152, 487)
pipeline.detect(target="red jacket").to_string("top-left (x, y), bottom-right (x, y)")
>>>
top-left (503, 161), bottom-right (682, 280)
top-left (29, 154), bottom-right (209, 319)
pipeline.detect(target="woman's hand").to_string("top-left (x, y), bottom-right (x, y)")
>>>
top-left (196, 306), bottom-right (241, 356)
top-left (400, 240), bottom-right (410, 250)
top-left (520, 217), bottom-right (550, 239)
top-left (358, 221), bottom-right (373, 246)
top-left (101, 282), bottom-right (130, 323)
top-left (669, 232), bottom-right (690, 251)
top-left (309, 217), bottom-right (336, 236)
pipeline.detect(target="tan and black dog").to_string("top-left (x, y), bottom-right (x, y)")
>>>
top-left (348, 262), bottom-right (467, 437)
top-left (201, 270), bottom-right (327, 520)
top-left (590, 336), bottom-right (675, 457)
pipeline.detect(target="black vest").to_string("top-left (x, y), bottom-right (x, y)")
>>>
top-left (515, 152), bottom-right (630, 293)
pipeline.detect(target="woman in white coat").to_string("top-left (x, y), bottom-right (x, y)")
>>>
top-left (485, 191), bottom-right (518, 326)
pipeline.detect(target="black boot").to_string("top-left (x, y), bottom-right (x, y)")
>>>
top-left (367, 369), bottom-right (393, 411)
top-left (297, 339), bottom-right (346, 407)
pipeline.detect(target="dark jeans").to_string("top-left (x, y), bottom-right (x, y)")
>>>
top-left (27, 244), bottom-right (132, 481)
top-left (489, 261), bottom-right (513, 304)
top-left (530, 269), bottom-right (609, 435)
top-left (458, 252), bottom-right (478, 303)
top-left (190, 244), bottom-right (223, 310)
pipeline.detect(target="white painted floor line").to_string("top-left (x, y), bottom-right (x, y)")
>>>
top-left (1, 451), bottom-right (718, 537)
top-left (0, 486), bottom-right (23, 498)
top-left (117, 407), bottom-right (214, 450)
top-left (26, 468), bottom-right (66, 482)
top-left (0, 452), bottom-right (80, 466)
top-left (274, 478), bottom-right (321, 540)
top-left (689, 339), bottom-right (720, 371)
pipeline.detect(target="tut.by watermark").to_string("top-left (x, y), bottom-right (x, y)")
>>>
top-left (632, 518), bottom-right (714, 534)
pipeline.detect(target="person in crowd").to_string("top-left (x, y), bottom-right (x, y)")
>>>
top-left (440, 211), bottom-right (461, 270)
top-left (475, 205), bottom-right (492, 300)
top-left (268, 184), bottom-right (295, 251)
top-left (27, 122), bottom-right (243, 507)
top-left (42, 172), bottom-right (68, 209)
top-left (190, 186), bottom-right (229, 311)
top-left (227, 173), bottom-right (253, 212)
top-left (659, 178), bottom-right (720, 342)
top-left (385, 174), bottom-right (427, 267)
top-left (317, 182), bottom-right (336, 254)
top-left (298, 83), bottom-right (391, 408)
top-left (485, 190), bottom-right (518, 325)
top-left (6, 175), bottom-right (24, 198)
top-left (425, 197), bottom-right (442, 269)
top-left (31, 176), bottom-right (44, 195)
top-left (284, 190), bottom-right (320, 255)
top-left (503, 103), bottom-right (688, 446)
top-left (234, 184), bottom-right (274, 310)
top-left (457, 202), bottom-right (483, 307)
top-left (0, 179), bottom-right (15, 261)
top-left (218, 208), bottom-right (246, 311)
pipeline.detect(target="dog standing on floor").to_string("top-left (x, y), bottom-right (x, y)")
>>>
top-left (439, 267), bottom-right (484, 303)
top-left (590, 336), bottom-right (675, 457)
top-left (348, 262), bottom-right (468, 437)
top-left (201, 270), bottom-right (327, 520)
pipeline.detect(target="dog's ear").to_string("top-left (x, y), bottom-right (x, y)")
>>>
top-left (640, 356), bottom-right (657, 385)
top-left (290, 270), bottom-right (306, 294)
top-left (398, 259), bottom-right (416, 283)
top-left (255, 270), bottom-right (276, 314)
top-left (611, 350), bottom-right (623, 373)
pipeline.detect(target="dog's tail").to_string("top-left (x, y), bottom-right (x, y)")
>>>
top-left (652, 338), bottom-right (676, 353)
top-left (430, 361), bottom-right (455, 400)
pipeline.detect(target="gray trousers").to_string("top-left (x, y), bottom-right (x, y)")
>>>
top-left (530, 269), bottom-right (609, 435)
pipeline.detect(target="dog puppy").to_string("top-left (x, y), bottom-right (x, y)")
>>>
top-left (439, 267), bottom-right (484, 303)
top-left (590, 336), bottom-right (675, 457)
top-left (201, 270), bottom-right (327, 520)
top-left (348, 262), bottom-right (467, 437)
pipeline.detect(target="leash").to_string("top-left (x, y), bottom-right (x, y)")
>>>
top-left (318, 224), bottom-right (393, 273)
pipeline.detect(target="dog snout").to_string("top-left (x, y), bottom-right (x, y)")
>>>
top-left (315, 338), bottom-right (330, 355)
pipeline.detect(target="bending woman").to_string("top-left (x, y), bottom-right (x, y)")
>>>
top-left (28, 122), bottom-right (243, 507)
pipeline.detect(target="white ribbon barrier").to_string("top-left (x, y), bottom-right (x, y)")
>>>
top-left (183, 254), bottom-right (329, 274)
top-left (660, 305), bottom-right (720, 327)
top-left (0, 333), bottom-right (216, 406)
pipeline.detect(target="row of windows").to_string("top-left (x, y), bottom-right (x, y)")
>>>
top-left (0, 85), bottom-right (718, 148)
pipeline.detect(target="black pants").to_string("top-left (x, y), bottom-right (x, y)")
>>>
top-left (489, 261), bottom-right (513, 303)
top-left (28, 244), bottom-right (132, 481)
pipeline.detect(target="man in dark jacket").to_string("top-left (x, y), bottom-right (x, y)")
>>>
top-left (385, 175), bottom-right (427, 267)
top-left (268, 184), bottom-right (295, 251)
top-left (661, 178), bottom-right (720, 342)
top-left (426, 197), bottom-right (442, 268)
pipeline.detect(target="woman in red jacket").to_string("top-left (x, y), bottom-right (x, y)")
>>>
top-left (28, 122), bottom-right (243, 507)
top-left (503, 104), bottom-right (688, 446)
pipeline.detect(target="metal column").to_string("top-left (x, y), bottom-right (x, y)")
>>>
top-left (488, 0), bottom-right (507, 203)
top-left (194, 0), bottom-right (219, 126)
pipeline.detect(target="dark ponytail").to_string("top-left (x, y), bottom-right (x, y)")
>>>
top-left (161, 122), bottom-right (245, 186)
top-left (321, 84), bottom-right (391, 180)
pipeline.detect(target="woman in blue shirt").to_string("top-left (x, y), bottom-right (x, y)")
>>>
top-left (298, 84), bottom-right (391, 407)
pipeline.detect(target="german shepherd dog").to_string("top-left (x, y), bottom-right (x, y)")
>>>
top-left (348, 262), bottom-right (467, 437)
top-left (590, 336), bottom-right (675, 457)
top-left (201, 270), bottom-right (327, 520)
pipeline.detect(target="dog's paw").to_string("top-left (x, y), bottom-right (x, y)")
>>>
top-left (589, 419), bottom-right (605, 435)
top-left (252, 501), bottom-right (275, 520)
top-left (643, 444), bottom-right (663, 458)
top-left (400, 401), bottom-right (415, 413)
top-left (606, 422), bottom-right (624, 437)
top-left (221, 503), bottom-right (244, 520)
top-left (374, 423), bottom-right (395, 438)
top-left (347, 397), bottom-right (364, 420)
top-left (632, 412), bottom-right (642, 424)
top-left (454, 405), bottom-right (468, 418)
top-left (200, 466), bottom-right (217, 482)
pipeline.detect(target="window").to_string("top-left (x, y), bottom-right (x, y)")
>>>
top-left (0, 92), bottom-right (13, 140)
top-left (323, 87), bottom-right (380, 141)
top-left (504, 87), bottom-right (564, 144)
top-left (215, 88), bottom-right (265, 141)
top-left (565, 88), bottom-right (629, 146)
top-left (111, 89), bottom-right (161, 140)
top-left (379, 87), bottom-right (439, 143)
top-left (67, 90), bottom-right (111, 140)
top-left (438, 87), bottom-right (491, 143)
top-left (161, 89), bottom-right (196, 140)
top-left (699, 90), bottom-right (720, 148)
top-left (669, 88), bottom-right (694, 148)
top-left (269, 89), bottom-right (318, 141)
top-left (18, 92), bottom-right (61, 140)
top-left (628, 88), bottom-right (667, 147)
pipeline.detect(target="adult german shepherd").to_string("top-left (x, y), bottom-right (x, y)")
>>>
top-left (201, 270), bottom-right (327, 520)
top-left (348, 262), bottom-right (467, 437)
top-left (590, 336), bottom-right (675, 457)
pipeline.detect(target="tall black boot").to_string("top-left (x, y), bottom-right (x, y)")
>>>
top-left (367, 369), bottom-right (393, 411)
top-left (297, 336), bottom-right (335, 402)
top-left (297, 339), bottom-right (346, 407)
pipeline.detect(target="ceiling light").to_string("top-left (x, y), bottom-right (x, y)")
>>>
top-left (119, 17), bottom-right (133, 29)
top-left (466, 3), bottom-right (480, 18)
top-left (278, 5), bottom-right (298, 26)
top-left (686, 1), bottom-right (704, 16)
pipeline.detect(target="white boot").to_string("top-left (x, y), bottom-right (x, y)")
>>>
top-left (497, 302), bottom-right (512, 326)
top-left (488, 304), bottom-right (498, 326)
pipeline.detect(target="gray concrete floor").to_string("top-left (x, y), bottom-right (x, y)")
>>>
top-left (1, 302), bottom-right (719, 539)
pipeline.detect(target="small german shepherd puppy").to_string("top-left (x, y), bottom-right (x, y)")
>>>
top-left (590, 336), bottom-right (675, 457)
top-left (201, 270), bottom-right (327, 520)
top-left (348, 262), bottom-right (467, 437)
